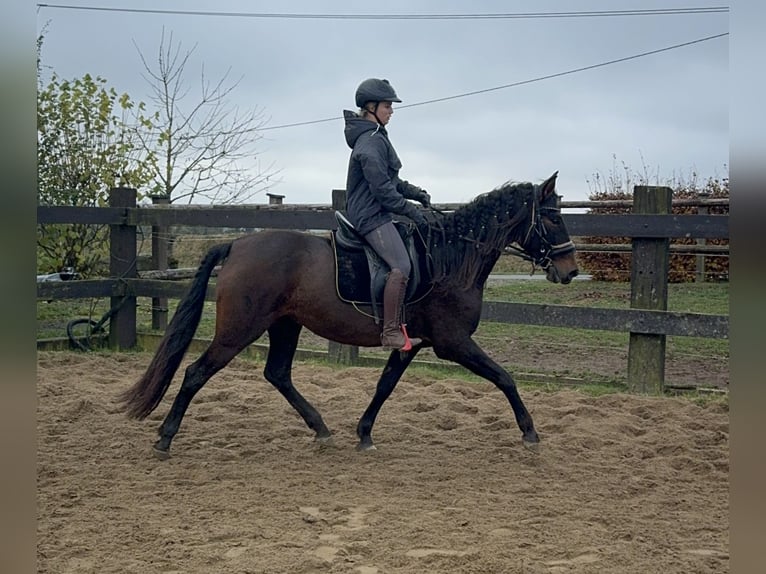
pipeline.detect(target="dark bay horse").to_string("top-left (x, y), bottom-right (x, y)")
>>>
top-left (119, 172), bottom-right (578, 458)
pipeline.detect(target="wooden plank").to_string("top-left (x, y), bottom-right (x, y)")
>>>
top-left (36, 335), bottom-right (109, 351)
top-left (129, 207), bottom-right (337, 230)
top-left (574, 243), bottom-right (728, 255)
top-left (37, 206), bottom-right (729, 239)
top-left (628, 186), bottom-right (672, 393)
top-left (139, 267), bottom-right (221, 280)
top-left (37, 278), bottom-right (728, 340)
top-left (37, 280), bottom-right (117, 300)
top-left (559, 198), bottom-right (729, 209)
top-left (480, 301), bottom-right (728, 339)
top-left (37, 206), bottom-right (128, 225)
top-left (564, 214), bottom-right (728, 239)
top-left (126, 279), bottom-right (217, 301)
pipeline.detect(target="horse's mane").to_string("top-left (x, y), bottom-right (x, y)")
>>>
top-left (427, 181), bottom-right (535, 289)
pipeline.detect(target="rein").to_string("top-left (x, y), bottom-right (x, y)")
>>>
top-left (417, 183), bottom-right (574, 283)
top-left (454, 187), bottom-right (575, 274)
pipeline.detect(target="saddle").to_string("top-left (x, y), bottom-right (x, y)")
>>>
top-left (331, 212), bottom-right (432, 321)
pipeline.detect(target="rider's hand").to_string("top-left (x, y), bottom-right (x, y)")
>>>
top-left (417, 190), bottom-right (432, 208)
top-left (411, 209), bottom-right (428, 226)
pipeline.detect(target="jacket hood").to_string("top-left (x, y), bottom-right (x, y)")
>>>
top-left (343, 109), bottom-right (385, 149)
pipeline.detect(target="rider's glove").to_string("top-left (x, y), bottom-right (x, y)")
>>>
top-left (416, 190), bottom-right (431, 209)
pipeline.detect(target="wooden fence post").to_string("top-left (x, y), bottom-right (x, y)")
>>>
top-left (108, 187), bottom-right (138, 349)
top-left (327, 189), bottom-right (359, 364)
top-left (627, 185), bottom-right (671, 393)
top-left (151, 195), bottom-right (170, 330)
top-left (695, 201), bottom-right (709, 283)
top-left (267, 193), bottom-right (285, 205)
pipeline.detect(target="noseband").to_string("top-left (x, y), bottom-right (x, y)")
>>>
top-left (508, 191), bottom-right (575, 271)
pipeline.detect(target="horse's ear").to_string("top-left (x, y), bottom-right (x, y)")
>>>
top-left (539, 171), bottom-right (559, 201)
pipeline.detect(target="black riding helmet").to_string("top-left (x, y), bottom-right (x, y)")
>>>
top-left (355, 78), bottom-right (402, 108)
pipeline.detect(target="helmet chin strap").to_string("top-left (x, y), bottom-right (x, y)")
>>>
top-left (367, 102), bottom-right (384, 126)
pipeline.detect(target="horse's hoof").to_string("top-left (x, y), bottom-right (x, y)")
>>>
top-left (356, 442), bottom-right (377, 452)
top-left (315, 435), bottom-right (335, 448)
top-left (522, 439), bottom-right (541, 454)
top-left (152, 446), bottom-right (171, 460)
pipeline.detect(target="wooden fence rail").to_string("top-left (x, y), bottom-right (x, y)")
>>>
top-left (37, 206), bottom-right (729, 238)
top-left (36, 279), bottom-right (728, 340)
top-left (37, 186), bottom-right (729, 393)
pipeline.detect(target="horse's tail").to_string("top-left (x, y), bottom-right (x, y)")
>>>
top-left (118, 242), bottom-right (232, 419)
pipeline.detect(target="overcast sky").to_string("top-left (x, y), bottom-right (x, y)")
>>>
top-left (35, 0), bottom-right (729, 205)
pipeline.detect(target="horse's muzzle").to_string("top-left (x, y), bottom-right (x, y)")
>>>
top-left (546, 263), bottom-right (578, 284)
top-left (560, 268), bottom-right (578, 284)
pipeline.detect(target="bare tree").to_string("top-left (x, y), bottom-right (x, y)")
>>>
top-left (134, 29), bottom-right (280, 204)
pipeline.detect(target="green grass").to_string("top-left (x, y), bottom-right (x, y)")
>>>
top-left (37, 298), bottom-right (218, 340)
top-left (480, 280), bottom-right (729, 375)
top-left (37, 298), bottom-right (113, 340)
top-left (484, 279), bottom-right (728, 314)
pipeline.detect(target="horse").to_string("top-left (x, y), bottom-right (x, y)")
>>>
top-left (118, 172), bottom-right (579, 458)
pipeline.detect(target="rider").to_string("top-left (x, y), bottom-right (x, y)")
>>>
top-left (343, 78), bottom-right (431, 351)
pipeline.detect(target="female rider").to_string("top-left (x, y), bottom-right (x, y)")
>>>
top-left (343, 78), bottom-right (431, 351)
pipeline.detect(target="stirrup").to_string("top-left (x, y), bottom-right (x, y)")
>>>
top-left (399, 324), bottom-right (421, 352)
top-left (381, 324), bottom-right (421, 352)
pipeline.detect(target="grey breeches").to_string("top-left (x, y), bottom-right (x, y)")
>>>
top-left (364, 221), bottom-right (411, 278)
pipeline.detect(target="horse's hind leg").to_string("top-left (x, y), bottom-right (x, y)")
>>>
top-left (154, 342), bottom-right (241, 457)
top-left (356, 347), bottom-right (420, 451)
top-left (264, 317), bottom-right (332, 443)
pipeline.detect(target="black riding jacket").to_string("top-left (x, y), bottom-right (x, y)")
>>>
top-left (343, 110), bottom-right (424, 236)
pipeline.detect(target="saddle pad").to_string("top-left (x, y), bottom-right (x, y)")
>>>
top-left (332, 230), bottom-right (433, 306)
top-left (333, 234), bottom-right (376, 304)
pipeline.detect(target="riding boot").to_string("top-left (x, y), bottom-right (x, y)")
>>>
top-left (380, 269), bottom-right (422, 351)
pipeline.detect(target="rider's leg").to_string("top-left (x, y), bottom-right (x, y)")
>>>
top-left (364, 222), bottom-right (422, 350)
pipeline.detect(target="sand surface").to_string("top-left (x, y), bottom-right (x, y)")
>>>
top-left (37, 351), bottom-right (728, 573)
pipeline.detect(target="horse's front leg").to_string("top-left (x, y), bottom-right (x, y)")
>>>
top-left (356, 347), bottom-right (420, 451)
top-left (434, 337), bottom-right (539, 450)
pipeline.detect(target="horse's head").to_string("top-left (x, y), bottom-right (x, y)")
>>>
top-left (520, 172), bottom-right (579, 284)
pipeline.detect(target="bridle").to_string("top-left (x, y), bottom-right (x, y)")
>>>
top-left (506, 189), bottom-right (575, 271)
top-left (421, 184), bottom-right (575, 273)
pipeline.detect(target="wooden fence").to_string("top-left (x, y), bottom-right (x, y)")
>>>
top-left (37, 186), bottom-right (729, 393)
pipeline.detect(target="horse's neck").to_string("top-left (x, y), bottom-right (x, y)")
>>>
top-left (433, 191), bottom-right (527, 289)
top-left (474, 250), bottom-right (503, 290)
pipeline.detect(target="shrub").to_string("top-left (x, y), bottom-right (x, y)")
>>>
top-left (578, 173), bottom-right (728, 282)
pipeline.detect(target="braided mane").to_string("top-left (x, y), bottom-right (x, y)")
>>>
top-left (428, 181), bottom-right (535, 289)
